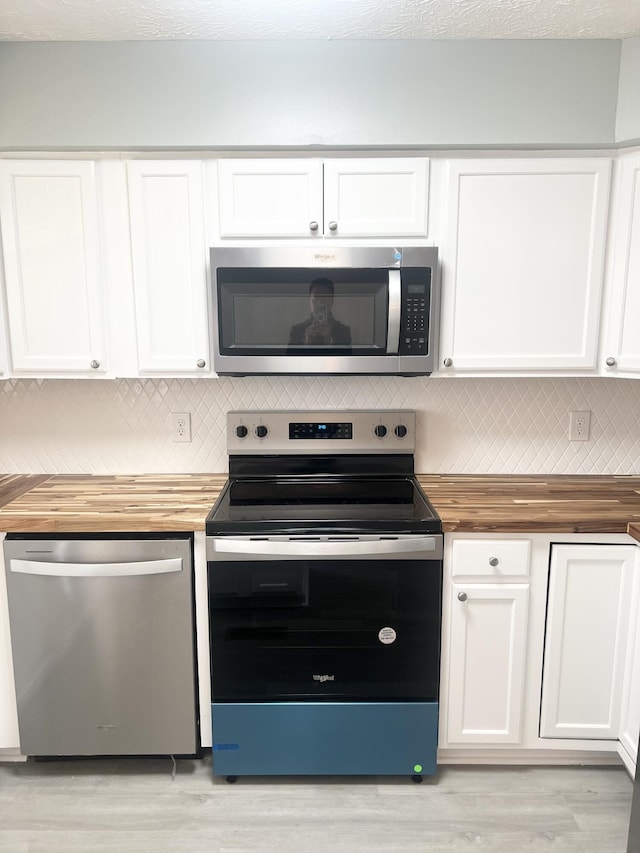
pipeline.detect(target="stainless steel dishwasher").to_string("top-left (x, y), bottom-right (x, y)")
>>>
top-left (3, 534), bottom-right (198, 757)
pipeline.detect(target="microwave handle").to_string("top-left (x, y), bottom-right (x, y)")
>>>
top-left (387, 269), bottom-right (401, 354)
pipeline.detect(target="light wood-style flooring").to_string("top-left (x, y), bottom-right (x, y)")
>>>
top-left (0, 757), bottom-right (633, 852)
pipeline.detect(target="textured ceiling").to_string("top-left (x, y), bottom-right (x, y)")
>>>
top-left (1, 0), bottom-right (640, 41)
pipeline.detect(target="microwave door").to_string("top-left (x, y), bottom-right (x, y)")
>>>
top-left (387, 269), bottom-right (401, 354)
top-left (211, 248), bottom-right (440, 375)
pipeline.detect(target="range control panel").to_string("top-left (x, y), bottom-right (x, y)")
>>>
top-left (289, 422), bottom-right (354, 440)
top-left (227, 410), bottom-right (416, 454)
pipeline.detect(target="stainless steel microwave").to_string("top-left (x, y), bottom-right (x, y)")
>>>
top-left (210, 246), bottom-right (439, 376)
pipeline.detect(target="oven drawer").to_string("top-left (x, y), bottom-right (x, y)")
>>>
top-left (211, 701), bottom-right (438, 777)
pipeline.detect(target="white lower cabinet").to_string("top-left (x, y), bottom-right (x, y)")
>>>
top-left (619, 553), bottom-right (640, 773)
top-left (0, 535), bottom-right (20, 753)
top-left (440, 533), bottom-right (639, 771)
top-left (440, 535), bottom-right (538, 749)
top-left (447, 582), bottom-right (529, 744)
top-left (193, 531), bottom-right (212, 748)
top-left (540, 544), bottom-right (636, 740)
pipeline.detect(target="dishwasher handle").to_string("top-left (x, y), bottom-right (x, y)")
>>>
top-left (9, 557), bottom-right (183, 578)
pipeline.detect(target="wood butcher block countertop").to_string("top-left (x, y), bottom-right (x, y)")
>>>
top-left (0, 473), bottom-right (639, 538)
top-left (0, 474), bottom-right (227, 532)
top-left (416, 475), bottom-right (640, 538)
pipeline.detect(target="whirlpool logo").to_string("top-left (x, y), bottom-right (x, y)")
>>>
top-left (313, 674), bottom-right (335, 682)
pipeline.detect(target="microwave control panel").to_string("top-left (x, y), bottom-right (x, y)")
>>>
top-left (399, 269), bottom-right (432, 356)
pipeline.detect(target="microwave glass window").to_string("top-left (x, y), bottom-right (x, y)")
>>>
top-left (218, 268), bottom-right (389, 354)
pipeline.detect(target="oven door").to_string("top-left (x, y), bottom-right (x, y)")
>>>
top-left (207, 535), bottom-right (442, 703)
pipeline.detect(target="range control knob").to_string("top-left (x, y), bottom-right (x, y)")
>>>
top-left (374, 424), bottom-right (387, 438)
top-left (255, 425), bottom-right (268, 439)
top-left (394, 424), bottom-right (408, 438)
top-left (235, 425), bottom-right (248, 439)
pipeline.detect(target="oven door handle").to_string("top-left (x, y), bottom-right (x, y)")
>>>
top-left (207, 536), bottom-right (441, 560)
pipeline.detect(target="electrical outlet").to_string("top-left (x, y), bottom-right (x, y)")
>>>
top-left (569, 410), bottom-right (591, 442)
top-left (171, 412), bottom-right (191, 442)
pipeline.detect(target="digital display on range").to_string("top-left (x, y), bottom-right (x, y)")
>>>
top-left (289, 422), bottom-right (353, 440)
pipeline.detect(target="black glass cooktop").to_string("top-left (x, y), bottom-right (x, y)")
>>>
top-left (206, 473), bottom-right (441, 536)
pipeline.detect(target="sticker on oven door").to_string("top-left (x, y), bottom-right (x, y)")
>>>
top-left (378, 627), bottom-right (397, 644)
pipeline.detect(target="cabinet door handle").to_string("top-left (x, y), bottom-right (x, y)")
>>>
top-left (443, 357), bottom-right (453, 368)
top-left (457, 591), bottom-right (468, 602)
top-left (606, 357), bottom-right (617, 367)
top-left (196, 359), bottom-right (206, 369)
top-left (90, 360), bottom-right (100, 369)
top-left (489, 556), bottom-right (499, 567)
top-left (328, 220), bottom-right (338, 232)
top-left (309, 221), bottom-right (319, 232)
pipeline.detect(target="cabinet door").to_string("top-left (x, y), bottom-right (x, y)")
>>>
top-left (0, 160), bottom-right (106, 375)
top-left (126, 161), bottom-right (210, 374)
top-left (446, 583), bottom-right (529, 744)
top-left (217, 159), bottom-right (323, 237)
top-left (0, 281), bottom-right (7, 378)
top-left (540, 544), bottom-right (636, 740)
top-left (323, 158), bottom-right (429, 237)
top-left (602, 153), bottom-right (640, 376)
top-left (618, 548), bottom-right (640, 771)
top-left (0, 535), bottom-right (19, 750)
top-left (439, 158), bottom-right (611, 373)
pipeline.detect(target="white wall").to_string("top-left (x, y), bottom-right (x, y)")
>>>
top-left (1, 376), bottom-right (639, 475)
top-left (0, 40), bottom-right (621, 150)
top-left (617, 36), bottom-right (640, 143)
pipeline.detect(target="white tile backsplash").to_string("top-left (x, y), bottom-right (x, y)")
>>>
top-left (1, 376), bottom-right (639, 475)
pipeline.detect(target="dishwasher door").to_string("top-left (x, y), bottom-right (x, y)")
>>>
top-left (3, 536), bottom-right (198, 757)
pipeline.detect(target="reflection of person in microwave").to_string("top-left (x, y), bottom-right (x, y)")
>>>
top-left (288, 277), bottom-right (352, 348)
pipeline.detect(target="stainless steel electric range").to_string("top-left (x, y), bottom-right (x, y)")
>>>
top-left (205, 410), bottom-right (442, 782)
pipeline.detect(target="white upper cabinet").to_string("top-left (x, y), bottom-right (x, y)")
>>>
top-left (0, 277), bottom-right (7, 378)
top-left (0, 160), bottom-right (107, 376)
top-left (439, 158), bottom-right (612, 374)
top-left (217, 159), bottom-right (324, 238)
top-left (217, 158), bottom-right (429, 238)
top-left (126, 161), bottom-right (210, 374)
top-left (322, 159), bottom-right (429, 237)
top-left (601, 152), bottom-right (640, 377)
